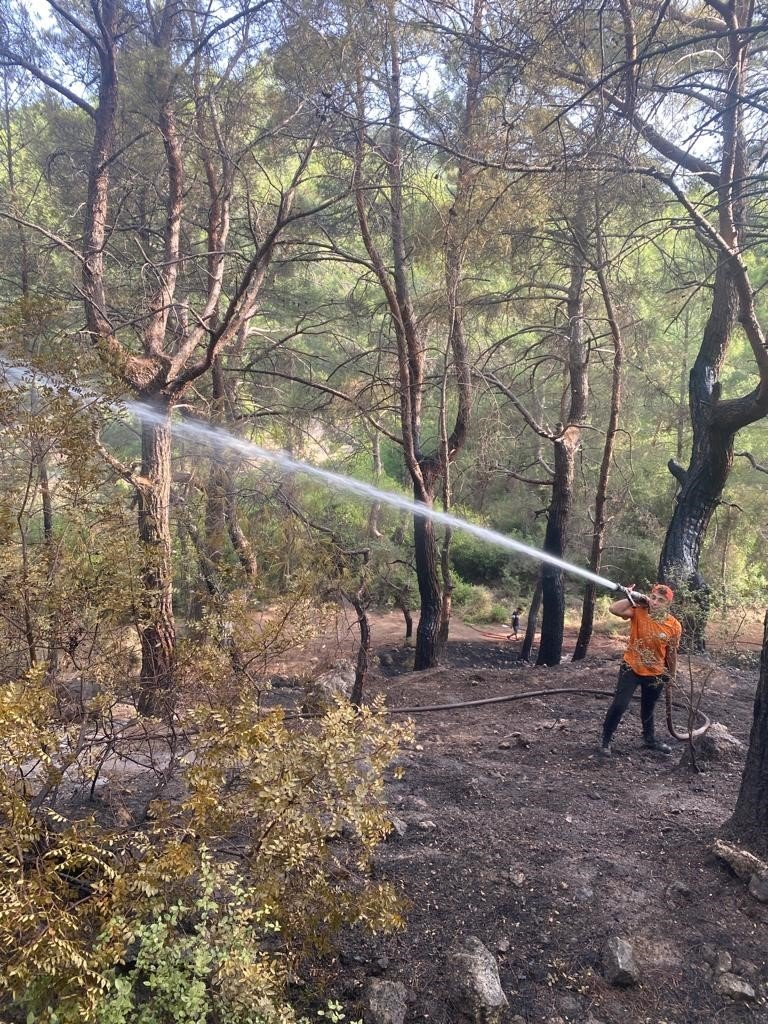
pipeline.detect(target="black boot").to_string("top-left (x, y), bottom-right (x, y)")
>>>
top-left (598, 730), bottom-right (613, 756)
top-left (643, 735), bottom-right (672, 754)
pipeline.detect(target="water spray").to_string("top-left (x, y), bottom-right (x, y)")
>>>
top-left (2, 361), bottom-right (709, 741)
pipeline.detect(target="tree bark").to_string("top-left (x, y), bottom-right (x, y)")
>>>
top-left (726, 610), bottom-right (768, 856)
top-left (395, 595), bottom-right (413, 639)
top-left (136, 403), bottom-right (176, 716)
top-left (574, 245), bottom-right (623, 661)
top-left (413, 502), bottom-right (443, 670)
top-left (519, 579), bottom-right (542, 663)
top-left (538, 247), bottom-right (587, 666)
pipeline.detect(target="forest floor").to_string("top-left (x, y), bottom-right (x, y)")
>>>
top-left (304, 613), bottom-right (767, 1024)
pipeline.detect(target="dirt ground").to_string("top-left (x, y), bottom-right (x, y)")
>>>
top-left (316, 614), bottom-right (767, 1023)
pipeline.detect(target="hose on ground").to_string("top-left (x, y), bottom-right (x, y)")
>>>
top-left (383, 684), bottom-right (711, 742)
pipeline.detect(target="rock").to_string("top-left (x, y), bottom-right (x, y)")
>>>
top-left (699, 943), bottom-right (718, 967)
top-left (402, 795), bottom-right (428, 811)
top-left (603, 937), bottom-right (640, 987)
top-left (748, 872), bottom-right (768, 903)
top-left (302, 659), bottom-right (356, 713)
top-left (269, 673), bottom-right (299, 689)
top-left (666, 880), bottom-right (692, 899)
top-left (716, 972), bottom-right (756, 1002)
top-left (713, 950), bottom-right (732, 974)
top-left (417, 819), bottom-right (437, 830)
top-left (731, 957), bottom-right (759, 984)
top-left (447, 935), bottom-right (509, 1022)
top-left (682, 723), bottom-right (745, 765)
top-left (365, 978), bottom-right (408, 1024)
top-left (388, 816), bottom-right (408, 838)
top-left (496, 936), bottom-right (510, 953)
top-left (369, 956), bottom-right (390, 976)
top-left (379, 652), bottom-right (394, 667)
top-left (712, 838), bottom-right (768, 881)
top-left (498, 740), bottom-right (512, 749)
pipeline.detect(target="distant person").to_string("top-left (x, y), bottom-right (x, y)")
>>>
top-left (510, 606), bottom-right (524, 640)
top-left (598, 583), bottom-right (681, 756)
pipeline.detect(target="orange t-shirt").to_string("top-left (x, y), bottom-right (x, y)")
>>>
top-left (623, 606), bottom-right (682, 676)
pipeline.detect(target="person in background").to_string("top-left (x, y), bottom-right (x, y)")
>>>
top-left (599, 583), bottom-right (681, 756)
top-left (511, 606), bottom-right (523, 640)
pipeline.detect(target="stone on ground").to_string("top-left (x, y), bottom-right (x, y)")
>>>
top-left (447, 934), bottom-right (509, 1022)
top-left (603, 936), bottom-right (640, 986)
top-left (302, 658), bottom-right (356, 712)
top-left (364, 979), bottom-right (408, 1024)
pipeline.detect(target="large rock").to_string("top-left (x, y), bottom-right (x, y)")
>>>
top-left (603, 937), bottom-right (640, 987)
top-left (680, 723), bottom-right (745, 765)
top-left (302, 659), bottom-right (356, 713)
top-left (748, 872), bottom-right (768, 903)
top-left (716, 972), bottom-right (756, 1002)
top-left (447, 935), bottom-right (509, 1022)
top-left (364, 979), bottom-right (408, 1024)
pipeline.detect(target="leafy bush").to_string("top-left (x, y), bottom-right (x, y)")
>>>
top-left (450, 533), bottom-right (509, 585)
top-left (451, 580), bottom-right (507, 623)
top-left (0, 671), bottom-right (410, 1023)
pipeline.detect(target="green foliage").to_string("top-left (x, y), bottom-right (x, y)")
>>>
top-left (449, 532), bottom-right (510, 585)
top-left (0, 670), bottom-right (410, 1023)
top-left (451, 580), bottom-right (507, 623)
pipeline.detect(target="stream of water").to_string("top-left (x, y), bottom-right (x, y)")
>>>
top-left (3, 360), bottom-right (621, 593)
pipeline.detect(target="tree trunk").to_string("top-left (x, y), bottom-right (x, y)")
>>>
top-left (574, 250), bottom-right (623, 661)
top-left (225, 476), bottom-right (257, 577)
top-left (367, 430), bottom-right (383, 539)
top-left (395, 596), bottom-right (413, 639)
top-left (136, 403), bottom-right (176, 716)
top-left (413, 502), bottom-right (442, 670)
top-left (438, 525), bottom-right (453, 648)
top-left (349, 587), bottom-right (371, 707)
top-left (519, 579), bottom-right (542, 663)
top-left (538, 248), bottom-right (586, 666)
top-left (537, 439), bottom-right (573, 666)
top-left (200, 355), bottom-right (227, 600)
top-left (725, 610), bottom-right (768, 856)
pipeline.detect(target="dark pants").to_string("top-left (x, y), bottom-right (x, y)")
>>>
top-left (602, 662), bottom-right (663, 744)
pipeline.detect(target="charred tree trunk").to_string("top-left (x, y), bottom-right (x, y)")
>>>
top-left (136, 402), bottom-right (176, 716)
top-left (538, 248), bottom-right (587, 666)
top-left (725, 610), bottom-right (768, 856)
top-left (658, 262), bottom-right (739, 647)
top-left (413, 502), bottom-right (442, 670)
top-left (395, 595), bottom-right (413, 639)
top-left (438, 525), bottom-right (453, 648)
top-left (349, 587), bottom-right (371, 707)
top-left (574, 248), bottom-right (623, 661)
top-left (537, 439), bottom-right (574, 666)
top-left (519, 579), bottom-right (542, 663)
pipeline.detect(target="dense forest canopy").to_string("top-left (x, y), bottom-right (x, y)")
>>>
top-left (2, 0), bottom-right (766, 673)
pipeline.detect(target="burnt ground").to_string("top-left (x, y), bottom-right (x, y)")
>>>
top-left (322, 621), bottom-right (768, 1023)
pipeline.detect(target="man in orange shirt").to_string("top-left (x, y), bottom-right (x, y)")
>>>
top-left (598, 583), bottom-right (682, 756)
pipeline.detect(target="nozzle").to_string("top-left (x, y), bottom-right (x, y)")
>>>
top-left (617, 586), bottom-right (648, 606)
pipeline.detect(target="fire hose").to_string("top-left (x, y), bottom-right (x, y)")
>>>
top-left (382, 681), bottom-right (710, 742)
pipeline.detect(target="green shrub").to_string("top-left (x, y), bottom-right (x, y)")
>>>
top-left (451, 580), bottom-right (507, 623)
top-left (0, 671), bottom-right (409, 1023)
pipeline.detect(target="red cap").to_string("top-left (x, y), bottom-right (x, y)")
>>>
top-left (651, 584), bottom-right (674, 601)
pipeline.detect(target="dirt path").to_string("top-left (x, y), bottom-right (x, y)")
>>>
top-left (322, 629), bottom-right (767, 1023)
